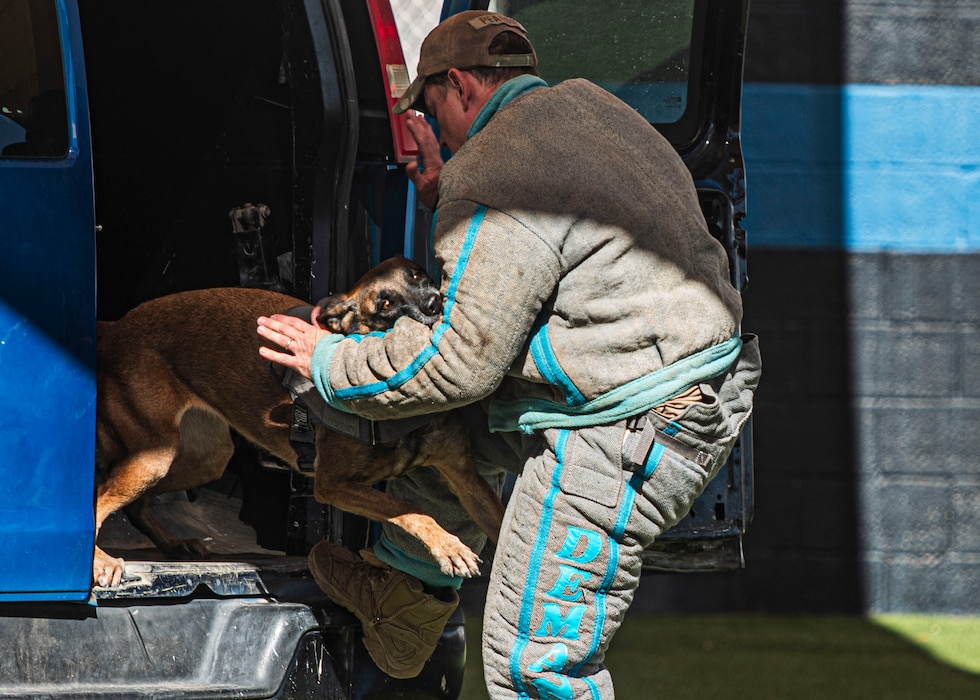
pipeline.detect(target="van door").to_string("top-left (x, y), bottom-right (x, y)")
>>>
top-left (0, 0), bottom-right (96, 601)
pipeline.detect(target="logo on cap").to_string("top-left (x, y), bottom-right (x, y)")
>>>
top-left (467, 14), bottom-right (525, 31)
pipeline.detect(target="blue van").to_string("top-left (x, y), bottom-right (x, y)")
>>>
top-left (0, 1), bottom-right (750, 696)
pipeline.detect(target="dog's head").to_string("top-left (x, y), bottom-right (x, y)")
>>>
top-left (315, 256), bottom-right (443, 334)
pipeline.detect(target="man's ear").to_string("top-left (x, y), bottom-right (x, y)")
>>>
top-left (447, 68), bottom-right (476, 111)
top-left (446, 68), bottom-right (465, 94)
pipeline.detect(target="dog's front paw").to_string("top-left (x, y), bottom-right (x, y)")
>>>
top-left (431, 536), bottom-right (482, 579)
top-left (93, 547), bottom-right (126, 588)
top-left (389, 512), bottom-right (483, 578)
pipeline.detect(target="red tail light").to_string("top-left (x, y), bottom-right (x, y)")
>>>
top-left (365, 0), bottom-right (418, 163)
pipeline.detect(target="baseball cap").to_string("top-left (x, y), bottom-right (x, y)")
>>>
top-left (392, 11), bottom-right (537, 115)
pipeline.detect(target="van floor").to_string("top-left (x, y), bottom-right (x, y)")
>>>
top-left (95, 487), bottom-right (330, 602)
top-left (98, 487), bottom-right (285, 561)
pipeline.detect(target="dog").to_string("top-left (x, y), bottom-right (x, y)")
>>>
top-left (94, 256), bottom-right (504, 588)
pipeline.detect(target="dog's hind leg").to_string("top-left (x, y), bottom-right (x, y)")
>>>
top-left (124, 409), bottom-right (235, 561)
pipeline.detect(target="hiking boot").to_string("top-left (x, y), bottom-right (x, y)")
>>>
top-left (308, 539), bottom-right (459, 679)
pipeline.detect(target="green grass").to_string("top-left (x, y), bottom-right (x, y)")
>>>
top-left (873, 614), bottom-right (980, 675)
top-left (460, 614), bottom-right (980, 699)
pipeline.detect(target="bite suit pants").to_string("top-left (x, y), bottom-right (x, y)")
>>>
top-left (481, 336), bottom-right (760, 699)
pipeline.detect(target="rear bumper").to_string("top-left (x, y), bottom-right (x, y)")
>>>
top-left (0, 597), bottom-right (331, 699)
top-left (0, 561), bottom-right (466, 699)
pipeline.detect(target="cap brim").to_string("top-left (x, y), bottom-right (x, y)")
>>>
top-left (392, 75), bottom-right (426, 115)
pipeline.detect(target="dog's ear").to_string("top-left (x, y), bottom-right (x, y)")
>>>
top-left (310, 305), bottom-right (324, 329)
top-left (315, 294), bottom-right (355, 334)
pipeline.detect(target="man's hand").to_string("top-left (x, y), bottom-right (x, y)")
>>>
top-left (257, 307), bottom-right (330, 381)
top-left (405, 112), bottom-right (443, 210)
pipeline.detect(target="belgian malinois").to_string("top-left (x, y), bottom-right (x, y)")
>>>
top-left (94, 256), bottom-right (503, 587)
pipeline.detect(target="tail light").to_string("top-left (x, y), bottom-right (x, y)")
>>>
top-left (365, 0), bottom-right (418, 163)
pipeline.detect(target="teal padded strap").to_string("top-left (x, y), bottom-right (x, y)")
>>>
top-left (488, 336), bottom-right (742, 434)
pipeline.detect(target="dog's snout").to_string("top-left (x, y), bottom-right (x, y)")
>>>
top-left (423, 291), bottom-right (442, 316)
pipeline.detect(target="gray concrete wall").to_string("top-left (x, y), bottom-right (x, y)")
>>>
top-left (852, 254), bottom-right (980, 612)
top-left (638, 1), bottom-right (980, 615)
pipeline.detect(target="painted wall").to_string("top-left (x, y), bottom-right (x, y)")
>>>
top-left (643, 0), bottom-right (980, 615)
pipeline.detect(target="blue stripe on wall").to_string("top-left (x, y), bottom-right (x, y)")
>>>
top-left (741, 83), bottom-right (980, 252)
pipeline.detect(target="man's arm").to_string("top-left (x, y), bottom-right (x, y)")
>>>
top-left (314, 203), bottom-right (561, 419)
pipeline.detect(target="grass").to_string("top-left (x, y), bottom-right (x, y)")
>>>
top-left (873, 614), bottom-right (980, 674)
top-left (459, 614), bottom-right (980, 699)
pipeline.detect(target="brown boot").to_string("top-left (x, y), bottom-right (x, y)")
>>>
top-left (308, 540), bottom-right (459, 679)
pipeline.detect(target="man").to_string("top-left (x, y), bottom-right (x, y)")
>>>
top-left (257, 10), bottom-right (761, 698)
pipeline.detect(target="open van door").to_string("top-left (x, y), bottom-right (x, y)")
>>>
top-left (0, 0), bottom-right (96, 602)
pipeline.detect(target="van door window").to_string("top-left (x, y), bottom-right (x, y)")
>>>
top-left (0, 0), bottom-right (68, 158)
top-left (488, 0), bottom-right (699, 140)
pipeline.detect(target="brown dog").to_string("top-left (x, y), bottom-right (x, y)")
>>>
top-left (94, 256), bottom-right (503, 588)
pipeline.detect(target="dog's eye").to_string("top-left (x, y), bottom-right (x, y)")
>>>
top-left (378, 297), bottom-right (392, 312)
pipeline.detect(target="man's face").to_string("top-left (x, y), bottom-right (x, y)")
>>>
top-left (423, 78), bottom-right (470, 155)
